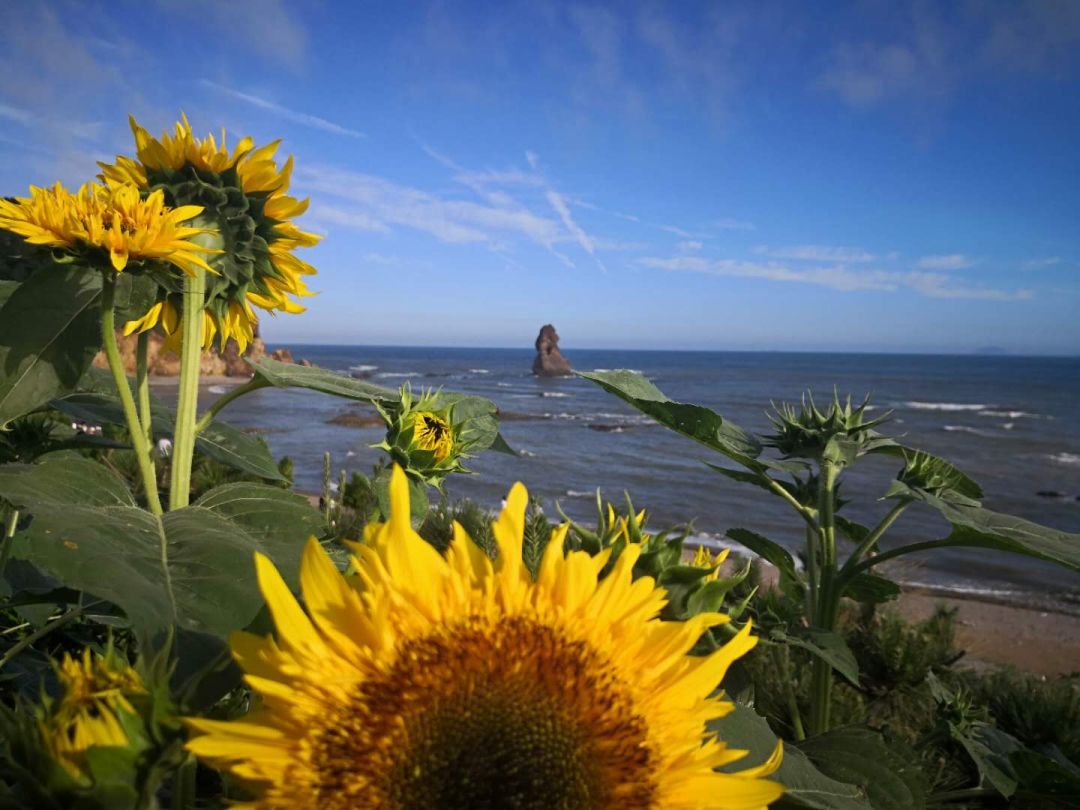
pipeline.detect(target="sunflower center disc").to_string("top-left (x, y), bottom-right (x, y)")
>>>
top-left (311, 615), bottom-right (657, 810)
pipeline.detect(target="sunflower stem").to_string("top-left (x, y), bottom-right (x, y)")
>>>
top-left (101, 277), bottom-right (162, 515)
top-left (0, 508), bottom-right (18, 579)
top-left (170, 753), bottom-right (197, 810)
top-left (808, 460), bottom-right (840, 735)
top-left (194, 377), bottom-right (270, 434)
top-left (169, 268), bottom-right (206, 510)
top-left (837, 498), bottom-right (911, 581)
top-left (136, 330), bottom-right (154, 446)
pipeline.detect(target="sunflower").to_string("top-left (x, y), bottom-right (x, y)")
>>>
top-left (0, 181), bottom-right (216, 276)
top-left (42, 648), bottom-right (146, 779)
top-left (99, 114), bottom-right (319, 352)
top-left (691, 545), bottom-right (731, 582)
top-left (186, 466), bottom-right (784, 809)
top-left (410, 410), bottom-right (454, 462)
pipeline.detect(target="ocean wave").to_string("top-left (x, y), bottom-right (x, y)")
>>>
top-left (541, 391), bottom-right (570, 398)
top-left (469, 368), bottom-right (491, 374)
top-left (377, 372), bottom-right (420, 378)
top-left (565, 489), bottom-right (594, 498)
top-left (943, 425), bottom-right (996, 437)
top-left (496, 382), bottom-right (513, 387)
top-left (1049, 452), bottom-right (1080, 466)
top-left (905, 401), bottom-right (988, 412)
top-left (349, 364), bottom-right (378, 372)
top-left (208, 385), bottom-right (226, 394)
top-left (978, 409), bottom-right (1041, 419)
top-left (590, 368), bottom-right (642, 374)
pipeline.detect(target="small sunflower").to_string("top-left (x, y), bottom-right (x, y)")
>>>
top-left (99, 114), bottom-right (319, 352)
top-left (42, 648), bottom-right (146, 779)
top-left (186, 466), bottom-right (784, 809)
top-left (410, 410), bottom-right (454, 462)
top-left (0, 181), bottom-right (216, 276)
top-left (691, 545), bottom-right (731, 582)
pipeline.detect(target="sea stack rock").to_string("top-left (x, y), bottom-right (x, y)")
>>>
top-left (532, 324), bottom-right (572, 377)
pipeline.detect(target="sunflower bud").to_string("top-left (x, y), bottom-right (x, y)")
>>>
top-left (376, 386), bottom-right (476, 487)
top-left (766, 390), bottom-right (892, 466)
top-left (41, 647), bottom-right (150, 782)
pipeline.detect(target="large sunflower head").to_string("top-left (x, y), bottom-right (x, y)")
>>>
top-left (186, 466), bottom-right (784, 808)
top-left (99, 114), bottom-right (319, 352)
top-left (41, 647), bottom-right (147, 780)
top-left (0, 181), bottom-right (217, 278)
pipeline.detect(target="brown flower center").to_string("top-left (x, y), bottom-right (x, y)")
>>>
top-left (307, 615), bottom-right (657, 809)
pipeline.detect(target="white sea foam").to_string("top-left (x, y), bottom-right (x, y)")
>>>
top-left (1049, 452), bottom-right (1080, 466)
top-left (469, 368), bottom-right (491, 374)
top-left (208, 385), bottom-right (226, 394)
top-left (377, 372), bottom-right (420, 378)
top-left (541, 391), bottom-right (570, 398)
top-left (978, 409), bottom-right (1040, 419)
top-left (350, 364), bottom-right (378, 372)
top-left (943, 425), bottom-right (993, 436)
top-left (496, 382), bottom-right (513, 387)
top-left (590, 368), bottom-right (642, 374)
top-left (906, 401), bottom-right (988, 412)
top-left (565, 489), bottom-right (594, 498)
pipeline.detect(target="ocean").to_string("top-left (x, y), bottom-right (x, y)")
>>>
top-left (190, 346), bottom-right (1080, 613)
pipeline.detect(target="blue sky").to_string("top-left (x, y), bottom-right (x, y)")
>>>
top-left (1, 1), bottom-right (1078, 354)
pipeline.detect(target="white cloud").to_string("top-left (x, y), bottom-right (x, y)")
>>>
top-left (640, 256), bottom-right (1032, 301)
top-left (676, 240), bottom-right (703, 251)
top-left (1022, 256), bottom-right (1062, 270)
top-left (917, 254), bottom-right (975, 270)
top-left (545, 189), bottom-right (600, 265)
top-left (201, 80), bottom-right (364, 138)
top-left (755, 245), bottom-right (877, 263)
top-left (0, 103), bottom-right (32, 125)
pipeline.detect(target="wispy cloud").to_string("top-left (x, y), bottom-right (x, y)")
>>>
top-left (640, 255), bottom-right (1032, 301)
top-left (1022, 256), bottom-right (1062, 270)
top-left (755, 245), bottom-right (877, 263)
top-left (917, 254), bottom-right (974, 270)
top-left (0, 103), bottom-right (32, 125)
top-left (677, 240), bottom-right (703, 251)
top-left (201, 80), bottom-right (364, 138)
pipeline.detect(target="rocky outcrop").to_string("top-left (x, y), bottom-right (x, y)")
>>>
top-left (92, 330), bottom-right (290, 377)
top-left (532, 324), bottom-right (571, 377)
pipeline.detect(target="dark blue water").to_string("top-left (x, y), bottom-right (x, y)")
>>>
top-left (179, 346), bottom-right (1080, 611)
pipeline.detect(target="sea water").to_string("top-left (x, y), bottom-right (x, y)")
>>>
top-left (193, 346), bottom-right (1080, 613)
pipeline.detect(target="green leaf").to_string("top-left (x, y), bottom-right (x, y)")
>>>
top-left (834, 516), bottom-right (869, 545)
top-left (0, 456), bottom-right (135, 509)
top-left (1011, 748), bottom-right (1080, 802)
top-left (841, 573), bottom-right (900, 603)
top-left (798, 727), bottom-right (928, 810)
top-left (947, 723), bottom-right (1019, 798)
top-left (709, 702), bottom-right (870, 810)
top-left (772, 628), bottom-right (860, 687)
top-left (0, 463), bottom-right (309, 640)
top-left (577, 369), bottom-right (763, 464)
top-left (194, 482), bottom-right (324, 547)
top-left (874, 445), bottom-right (983, 502)
top-left (0, 263), bottom-right (102, 427)
top-left (490, 431), bottom-right (516, 455)
top-left (0, 280), bottom-right (18, 310)
top-left (727, 528), bottom-right (799, 578)
top-left (437, 392), bottom-right (500, 452)
top-left (52, 392), bottom-right (284, 481)
top-left (251, 357), bottom-right (398, 402)
top-left (902, 490), bottom-right (1080, 574)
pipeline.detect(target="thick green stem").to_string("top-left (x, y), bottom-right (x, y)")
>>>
top-left (136, 331), bottom-right (153, 446)
top-left (0, 508), bottom-right (18, 579)
top-left (171, 754), bottom-right (197, 810)
top-left (845, 538), bottom-right (959, 579)
top-left (168, 269), bottom-right (206, 510)
top-left (809, 460), bottom-right (840, 735)
top-left (101, 278), bottom-right (162, 515)
top-left (777, 644), bottom-right (806, 741)
top-left (804, 524), bottom-right (818, 618)
top-left (194, 377), bottom-right (270, 434)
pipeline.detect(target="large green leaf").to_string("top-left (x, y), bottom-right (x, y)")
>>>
top-left (577, 369), bottom-right (763, 464)
top-left (798, 727), bottom-right (928, 810)
top-left (0, 280), bottom-right (18, 310)
top-left (52, 392), bottom-right (284, 481)
top-left (709, 702), bottom-right (870, 810)
top-left (0, 456), bottom-right (135, 508)
top-left (0, 464), bottom-right (309, 639)
top-left (771, 628), bottom-right (860, 687)
top-left (0, 263), bottom-right (102, 427)
top-left (251, 357), bottom-right (397, 402)
top-left (885, 489), bottom-right (1080, 574)
top-left (436, 392), bottom-right (500, 452)
top-left (194, 482), bottom-right (324, 547)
